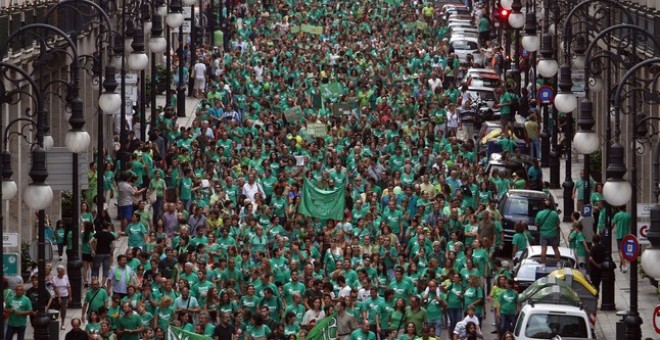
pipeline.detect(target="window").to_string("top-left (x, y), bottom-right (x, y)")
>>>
top-left (524, 313), bottom-right (588, 339)
top-left (514, 311), bottom-right (525, 336)
top-left (452, 40), bottom-right (478, 50)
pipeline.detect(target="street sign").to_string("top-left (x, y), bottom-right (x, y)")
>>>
top-left (2, 233), bottom-right (18, 247)
top-left (3, 253), bottom-right (18, 276)
top-left (537, 85), bottom-right (555, 104)
top-left (621, 234), bottom-right (640, 262)
top-left (571, 69), bottom-right (586, 98)
top-left (638, 203), bottom-right (654, 218)
top-left (638, 222), bottom-right (650, 245)
top-left (582, 204), bottom-right (592, 217)
top-left (654, 305), bottom-right (660, 334)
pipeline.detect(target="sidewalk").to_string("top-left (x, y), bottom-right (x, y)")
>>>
top-left (21, 94), bottom-right (200, 339)
top-left (541, 156), bottom-right (659, 339)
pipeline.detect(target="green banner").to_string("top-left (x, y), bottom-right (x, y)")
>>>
top-left (299, 179), bottom-right (345, 220)
top-left (168, 326), bottom-right (213, 340)
top-left (320, 82), bottom-right (343, 98)
top-left (305, 313), bottom-right (338, 340)
top-left (290, 25), bottom-right (300, 33)
top-left (307, 122), bottom-right (328, 138)
top-left (416, 21), bottom-right (428, 30)
top-left (301, 24), bottom-right (323, 35)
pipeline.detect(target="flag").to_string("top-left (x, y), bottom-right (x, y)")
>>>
top-left (305, 313), bottom-right (339, 340)
top-left (168, 326), bottom-right (214, 340)
top-left (299, 179), bottom-right (345, 220)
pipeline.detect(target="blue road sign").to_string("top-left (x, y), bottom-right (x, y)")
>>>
top-left (583, 204), bottom-right (592, 217)
top-left (621, 234), bottom-right (639, 262)
top-left (537, 85), bottom-right (555, 104)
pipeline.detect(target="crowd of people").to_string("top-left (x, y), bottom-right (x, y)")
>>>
top-left (3, 0), bottom-right (623, 339)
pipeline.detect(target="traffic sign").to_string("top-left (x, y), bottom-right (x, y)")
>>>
top-left (654, 305), bottom-right (660, 334)
top-left (621, 234), bottom-right (639, 262)
top-left (3, 253), bottom-right (18, 276)
top-left (2, 233), bottom-right (18, 247)
top-left (537, 85), bottom-right (555, 104)
top-left (582, 204), bottom-right (592, 217)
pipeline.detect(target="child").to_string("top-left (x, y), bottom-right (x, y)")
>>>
top-left (569, 219), bottom-right (589, 268)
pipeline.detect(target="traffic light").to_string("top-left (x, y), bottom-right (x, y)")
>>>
top-left (500, 8), bottom-right (510, 23)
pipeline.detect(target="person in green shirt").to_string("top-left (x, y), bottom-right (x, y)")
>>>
top-left (535, 199), bottom-right (561, 265)
top-left (149, 169), bottom-right (167, 220)
top-left (497, 87), bottom-right (512, 130)
top-left (496, 279), bottom-right (519, 336)
top-left (350, 320), bottom-right (377, 340)
top-left (123, 213), bottom-right (148, 250)
top-left (82, 279), bottom-right (109, 323)
top-left (613, 206), bottom-right (632, 272)
top-left (116, 301), bottom-right (144, 340)
top-left (5, 285), bottom-right (33, 338)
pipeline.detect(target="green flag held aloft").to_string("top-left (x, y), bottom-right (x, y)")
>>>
top-left (304, 313), bottom-right (338, 340)
top-left (168, 326), bottom-right (214, 340)
top-left (299, 179), bottom-right (345, 220)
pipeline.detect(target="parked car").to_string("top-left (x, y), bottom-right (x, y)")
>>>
top-left (449, 37), bottom-right (484, 66)
top-left (512, 246), bottom-right (577, 292)
top-left (463, 68), bottom-right (498, 83)
top-left (466, 72), bottom-right (502, 89)
top-left (497, 189), bottom-right (560, 246)
top-left (513, 284), bottom-right (594, 339)
top-left (485, 153), bottom-right (532, 183)
top-left (476, 121), bottom-right (528, 154)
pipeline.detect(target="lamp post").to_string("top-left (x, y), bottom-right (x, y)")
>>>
top-left (508, 0), bottom-right (523, 93)
top-left (149, 8), bottom-right (168, 128)
top-left (174, 0), bottom-right (186, 117)
top-left (0, 22), bottom-right (91, 340)
top-left (185, 0), bottom-right (197, 98)
top-left (165, 0), bottom-right (184, 115)
top-left (44, 0), bottom-right (115, 308)
top-left (537, 32), bottom-right (555, 168)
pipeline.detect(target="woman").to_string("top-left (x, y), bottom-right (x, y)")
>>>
top-left (388, 297), bottom-right (406, 337)
top-left (463, 276), bottom-right (485, 325)
top-left (97, 320), bottom-right (117, 340)
top-left (301, 297), bottom-right (325, 330)
top-left (283, 311), bottom-right (301, 336)
top-left (52, 265), bottom-right (71, 329)
top-left (398, 322), bottom-right (417, 340)
top-left (85, 310), bottom-right (102, 335)
top-left (442, 273), bottom-right (464, 336)
top-left (154, 296), bottom-right (175, 332)
top-left (248, 314), bottom-right (272, 340)
top-left (81, 221), bottom-right (95, 288)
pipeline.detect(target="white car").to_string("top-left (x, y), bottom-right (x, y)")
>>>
top-left (514, 299), bottom-right (594, 339)
top-left (449, 37), bottom-right (484, 66)
top-left (513, 246), bottom-right (577, 292)
top-left (463, 68), bottom-right (498, 82)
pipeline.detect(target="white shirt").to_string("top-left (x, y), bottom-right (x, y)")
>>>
top-left (194, 62), bottom-right (207, 80)
top-left (242, 181), bottom-right (264, 200)
top-left (53, 274), bottom-right (70, 297)
top-left (338, 285), bottom-right (352, 298)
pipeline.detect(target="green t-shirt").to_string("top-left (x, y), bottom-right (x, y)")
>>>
top-left (613, 211), bottom-right (631, 240)
top-left (116, 312), bottom-right (142, 340)
top-left (126, 222), bottom-right (147, 248)
top-left (6, 295), bottom-right (32, 327)
top-left (149, 178), bottom-right (166, 197)
top-left (84, 288), bottom-right (109, 313)
top-left (535, 209), bottom-right (560, 239)
top-left (499, 92), bottom-right (512, 115)
top-left (179, 177), bottom-right (193, 200)
top-left (498, 289), bottom-right (518, 315)
top-left (350, 329), bottom-right (377, 340)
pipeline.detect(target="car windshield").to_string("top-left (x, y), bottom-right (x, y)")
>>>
top-left (470, 78), bottom-right (499, 88)
top-left (505, 197), bottom-right (546, 216)
top-left (452, 40), bottom-right (479, 50)
top-left (524, 314), bottom-right (588, 339)
top-left (468, 90), bottom-right (496, 101)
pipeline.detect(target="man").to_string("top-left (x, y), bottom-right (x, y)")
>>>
top-left (404, 296), bottom-right (427, 335)
top-left (64, 318), bottom-right (89, 340)
top-left (496, 86), bottom-right (512, 130)
top-left (588, 234), bottom-right (606, 296)
top-left (213, 312), bottom-right (235, 340)
top-left (91, 222), bottom-right (117, 281)
top-left (573, 169), bottom-right (596, 215)
top-left (199, 312), bottom-right (216, 337)
top-left (535, 199), bottom-right (561, 265)
top-left (116, 302), bottom-right (143, 340)
top-left (173, 287), bottom-right (201, 315)
top-left (362, 287), bottom-right (384, 336)
top-left (613, 205), bottom-right (632, 273)
top-left (336, 301), bottom-right (358, 340)
top-left (5, 284), bottom-right (33, 340)
top-left (158, 247), bottom-right (177, 280)
top-left (82, 278), bottom-right (109, 323)
top-left (106, 254), bottom-right (134, 298)
top-left (349, 320), bottom-right (377, 340)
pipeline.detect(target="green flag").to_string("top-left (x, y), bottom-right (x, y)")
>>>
top-left (299, 179), bottom-right (345, 220)
top-left (305, 313), bottom-right (338, 340)
top-left (169, 326), bottom-right (214, 340)
top-left (320, 82), bottom-right (343, 99)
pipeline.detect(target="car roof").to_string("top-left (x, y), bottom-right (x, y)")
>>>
top-left (467, 86), bottom-right (494, 92)
top-left (520, 303), bottom-right (586, 313)
top-left (506, 189), bottom-right (549, 198)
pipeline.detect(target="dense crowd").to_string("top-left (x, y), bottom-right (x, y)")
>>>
top-left (4, 0), bottom-right (624, 340)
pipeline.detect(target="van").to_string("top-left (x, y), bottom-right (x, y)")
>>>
top-left (514, 285), bottom-right (595, 339)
